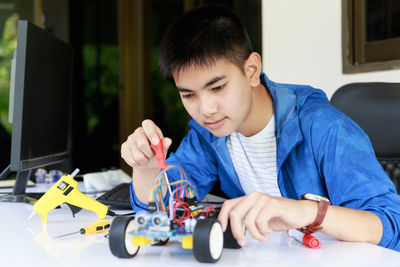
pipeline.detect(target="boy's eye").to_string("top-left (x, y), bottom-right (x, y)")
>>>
top-left (212, 83), bottom-right (226, 91)
top-left (182, 93), bottom-right (193, 99)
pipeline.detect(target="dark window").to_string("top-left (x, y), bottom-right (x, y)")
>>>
top-left (366, 0), bottom-right (400, 42)
top-left (343, 0), bottom-right (400, 73)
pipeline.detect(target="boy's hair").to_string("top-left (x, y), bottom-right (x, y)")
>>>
top-left (159, 5), bottom-right (253, 78)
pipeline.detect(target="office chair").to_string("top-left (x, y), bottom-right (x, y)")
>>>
top-left (330, 82), bottom-right (400, 193)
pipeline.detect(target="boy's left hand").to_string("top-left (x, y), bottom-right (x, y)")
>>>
top-left (217, 191), bottom-right (318, 246)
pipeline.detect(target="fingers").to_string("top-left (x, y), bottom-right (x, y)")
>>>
top-left (121, 140), bottom-right (136, 167)
top-left (228, 196), bottom-right (259, 246)
top-left (162, 137), bottom-right (172, 155)
top-left (121, 119), bottom-right (170, 168)
top-left (218, 192), bottom-right (276, 246)
top-left (142, 120), bottom-right (172, 157)
top-left (142, 119), bottom-right (163, 145)
top-left (218, 197), bottom-right (243, 231)
top-left (134, 127), bottom-right (154, 158)
top-left (244, 199), bottom-right (268, 242)
top-left (218, 197), bottom-right (250, 246)
top-left (121, 131), bottom-right (150, 168)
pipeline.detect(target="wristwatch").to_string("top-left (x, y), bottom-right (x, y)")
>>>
top-left (299, 193), bottom-right (330, 235)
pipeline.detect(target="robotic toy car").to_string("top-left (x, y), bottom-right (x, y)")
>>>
top-left (108, 164), bottom-right (240, 263)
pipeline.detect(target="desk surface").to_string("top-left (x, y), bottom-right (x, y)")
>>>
top-left (1, 202), bottom-right (400, 267)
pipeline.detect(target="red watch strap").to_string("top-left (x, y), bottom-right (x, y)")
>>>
top-left (300, 200), bottom-right (329, 235)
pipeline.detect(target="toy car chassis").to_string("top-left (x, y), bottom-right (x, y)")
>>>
top-left (108, 165), bottom-right (240, 263)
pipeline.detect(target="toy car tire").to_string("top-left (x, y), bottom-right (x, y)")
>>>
top-left (223, 221), bottom-right (242, 249)
top-left (109, 216), bottom-right (140, 258)
top-left (193, 218), bottom-right (224, 263)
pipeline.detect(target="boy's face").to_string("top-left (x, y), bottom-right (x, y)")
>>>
top-left (173, 59), bottom-right (254, 137)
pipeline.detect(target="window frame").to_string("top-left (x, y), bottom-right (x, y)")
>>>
top-left (342, 0), bottom-right (400, 74)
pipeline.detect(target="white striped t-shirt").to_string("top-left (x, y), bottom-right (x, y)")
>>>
top-left (226, 116), bottom-right (281, 197)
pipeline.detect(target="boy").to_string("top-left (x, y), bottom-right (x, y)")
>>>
top-left (121, 5), bottom-right (400, 250)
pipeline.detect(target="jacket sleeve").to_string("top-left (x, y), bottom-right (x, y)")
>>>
top-left (312, 110), bottom-right (400, 251)
top-left (129, 128), bottom-right (219, 212)
top-left (129, 182), bottom-right (149, 212)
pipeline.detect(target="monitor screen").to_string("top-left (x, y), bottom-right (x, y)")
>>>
top-left (7, 20), bottom-right (73, 195)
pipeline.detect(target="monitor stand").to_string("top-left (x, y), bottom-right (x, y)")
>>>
top-left (0, 164), bottom-right (10, 180)
top-left (0, 169), bottom-right (38, 204)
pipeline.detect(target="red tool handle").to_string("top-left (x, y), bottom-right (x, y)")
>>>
top-left (150, 134), bottom-right (167, 170)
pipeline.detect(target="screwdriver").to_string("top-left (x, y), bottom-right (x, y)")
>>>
top-left (150, 134), bottom-right (173, 197)
top-left (54, 220), bottom-right (110, 239)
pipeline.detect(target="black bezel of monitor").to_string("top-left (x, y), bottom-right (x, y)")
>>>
top-left (3, 20), bottom-right (73, 197)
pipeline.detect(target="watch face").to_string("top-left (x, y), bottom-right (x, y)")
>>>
top-left (303, 193), bottom-right (330, 203)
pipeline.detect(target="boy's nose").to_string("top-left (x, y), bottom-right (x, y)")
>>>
top-left (200, 97), bottom-right (218, 118)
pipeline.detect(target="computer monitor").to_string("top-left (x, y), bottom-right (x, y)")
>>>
top-left (0, 20), bottom-right (73, 199)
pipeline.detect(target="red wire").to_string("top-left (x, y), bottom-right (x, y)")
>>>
top-left (205, 204), bottom-right (216, 218)
top-left (172, 199), bottom-right (192, 226)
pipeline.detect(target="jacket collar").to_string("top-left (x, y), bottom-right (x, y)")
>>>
top-left (260, 73), bottom-right (303, 171)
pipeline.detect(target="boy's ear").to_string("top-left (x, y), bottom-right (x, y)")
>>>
top-left (244, 52), bottom-right (262, 87)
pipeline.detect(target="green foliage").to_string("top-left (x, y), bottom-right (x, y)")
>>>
top-left (0, 13), bottom-right (18, 134)
top-left (82, 44), bottom-right (119, 135)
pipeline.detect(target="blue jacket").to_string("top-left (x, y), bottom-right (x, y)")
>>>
top-left (130, 73), bottom-right (400, 250)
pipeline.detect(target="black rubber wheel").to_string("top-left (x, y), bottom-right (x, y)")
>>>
top-left (193, 218), bottom-right (224, 263)
top-left (109, 216), bottom-right (140, 258)
top-left (223, 221), bottom-right (242, 249)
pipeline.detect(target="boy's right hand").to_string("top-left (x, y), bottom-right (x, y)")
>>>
top-left (121, 119), bottom-right (172, 170)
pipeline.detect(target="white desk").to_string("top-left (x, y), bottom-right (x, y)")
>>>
top-left (1, 202), bottom-right (400, 267)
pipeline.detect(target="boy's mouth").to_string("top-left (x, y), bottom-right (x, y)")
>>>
top-left (204, 117), bottom-right (225, 129)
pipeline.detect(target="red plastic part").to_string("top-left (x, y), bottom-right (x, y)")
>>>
top-left (150, 135), bottom-right (168, 170)
top-left (302, 234), bottom-right (322, 249)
